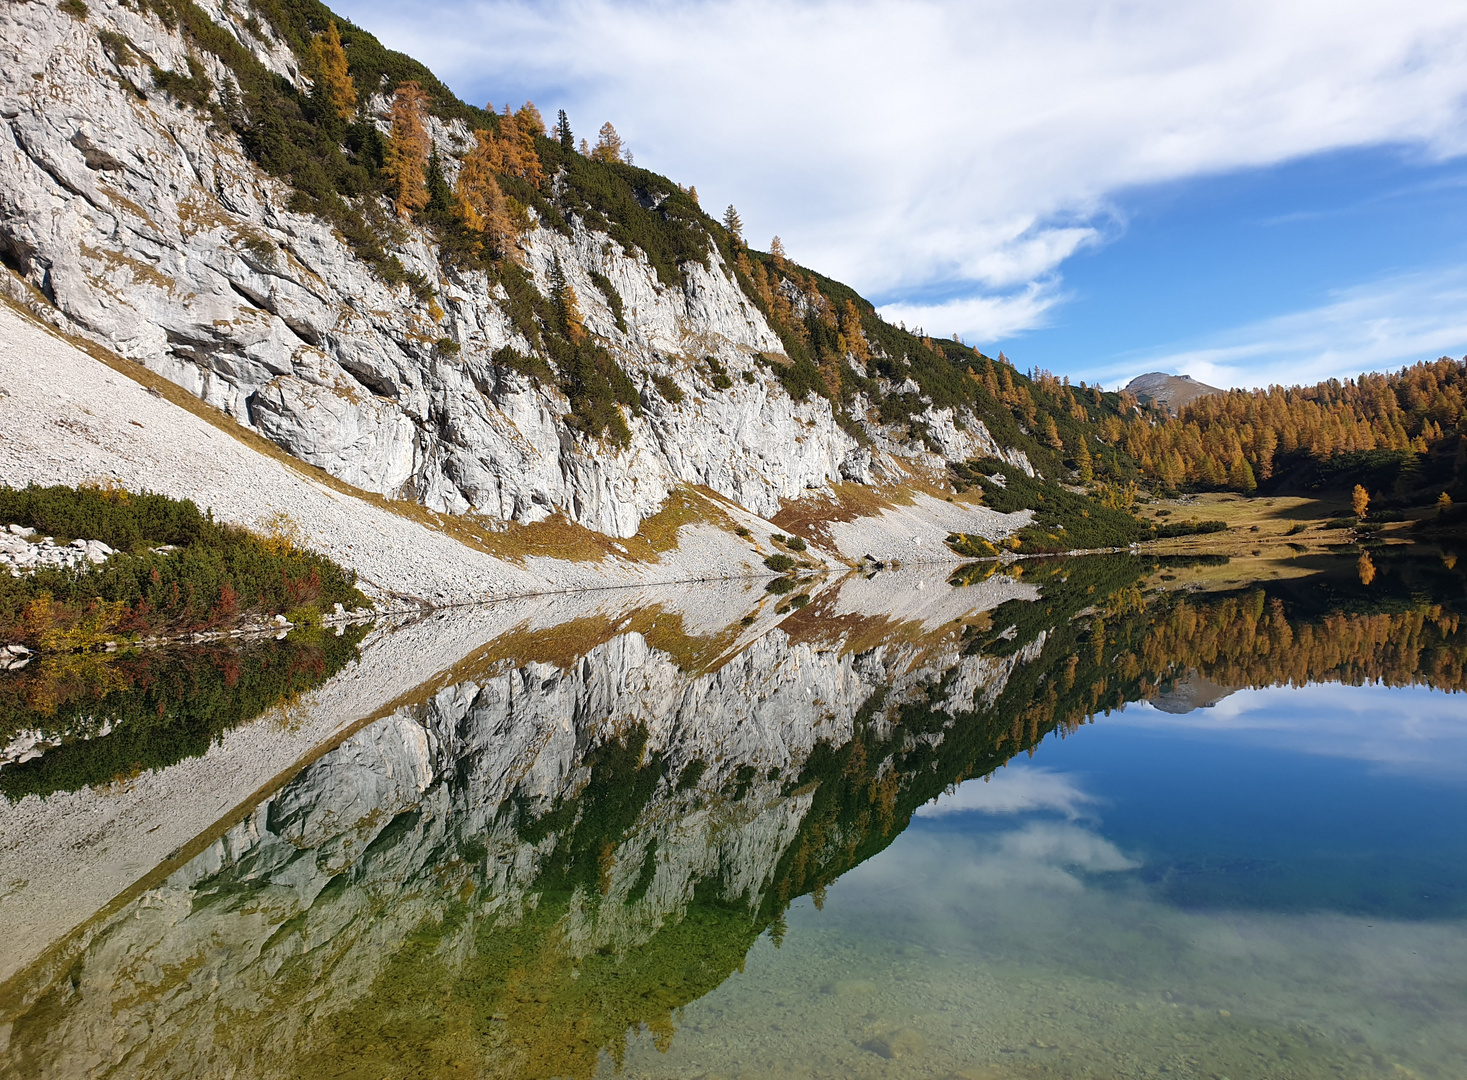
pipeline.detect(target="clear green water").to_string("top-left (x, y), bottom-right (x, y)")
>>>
top-left (1, 547), bottom-right (1464, 1080)
top-left (612, 684), bottom-right (1467, 1080)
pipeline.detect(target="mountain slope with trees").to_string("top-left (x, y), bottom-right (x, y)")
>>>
top-left (1, 0), bottom-right (1460, 554)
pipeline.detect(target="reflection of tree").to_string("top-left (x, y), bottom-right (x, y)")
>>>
top-left (0, 628), bottom-right (367, 801)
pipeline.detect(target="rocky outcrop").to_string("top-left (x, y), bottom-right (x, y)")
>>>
top-left (0, 0), bottom-right (1021, 538)
top-left (0, 523), bottom-right (113, 576)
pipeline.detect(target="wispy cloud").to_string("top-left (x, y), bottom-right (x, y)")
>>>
top-left (878, 280), bottom-right (1067, 342)
top-left (334, 0), bottom-right (1467, 345)
top-left (1099, 267), bottom-right (1467, 389)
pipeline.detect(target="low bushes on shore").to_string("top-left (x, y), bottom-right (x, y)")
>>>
top-left (0, 485), bottom-right (367, 652)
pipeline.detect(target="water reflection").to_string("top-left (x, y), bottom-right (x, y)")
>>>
top-left (0, 545), bottom-right (1463, 1078)
top-left (0, 627), bottom-right (368, 801)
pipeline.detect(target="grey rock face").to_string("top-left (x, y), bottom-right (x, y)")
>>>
top-left (0, 0), bottom-right (1014, 537)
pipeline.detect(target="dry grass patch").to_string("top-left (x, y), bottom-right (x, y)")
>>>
top-left (1145, 549), bottom-right (1329, 594)
top-left (1136, 491), bottom-right (1406, 557)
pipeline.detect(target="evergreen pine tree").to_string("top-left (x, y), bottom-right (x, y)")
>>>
top-left (551, 255), bottom-right (586, 343)
top-left (555, 109), bottom-right (573, 149)
top-left (424, 149), bottom-right (451, 215)
top-left (722, 204), bottom-right (743, 243)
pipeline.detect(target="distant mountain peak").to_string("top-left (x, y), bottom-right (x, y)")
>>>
top-left (1124, 371), bottom-right (1224, 415)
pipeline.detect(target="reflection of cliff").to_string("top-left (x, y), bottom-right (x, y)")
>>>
top-left (0, 570), bottom-right (1055, 1080)
top-left (4, 549), bottom-right (1464, 1079)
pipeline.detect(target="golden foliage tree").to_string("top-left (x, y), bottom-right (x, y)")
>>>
top-left (769, 235), bottom-right (788, 270)
top-left (307, 21), bottom-right (355, 121)
top-left (840, 299), bottom-right (869, 364)
top-left (384, 81), bottom-right (430, 218)
top-left (454, 129), bottom-right (513, 257)
top-left (591, 122), bottom-right (624, 164)
top-left (1075, 437), bottom-right (1095, 482)
top-left (511, 102), bottom-right (545, 187)
top-left (471, 102), bottom-right (544, 191)
top-left (1352, 484), bottom-right (1370, 518)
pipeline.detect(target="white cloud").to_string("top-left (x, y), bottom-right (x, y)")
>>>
top-left (917, 765), bottom-right (1098, 819)
top-left (878, 279), bottom-right (1066, 341)
top-left (333, 0), bottom-right (1467, 344)
top-left (1101, 267), bottom-right (1467, 390)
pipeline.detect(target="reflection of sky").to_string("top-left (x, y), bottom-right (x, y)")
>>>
top-left (910, 683), bottom-right (1467, 919)
top-left (1111, 683), bottom-right (1467, 779)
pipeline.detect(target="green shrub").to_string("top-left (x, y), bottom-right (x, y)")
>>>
top-left (1150, 519), bottom-right (1228, 539)
top-left (675, 758), bottom-right (707, 791)
top-left (492, 345), bottom-right (554, 384)
top-left (763, 553), bottom-right (797, 572)
top-left (586, 269), bottom-right (627, 332)
top-left (949, 460), bottom-right (1147, 553)
top-left (946, 533), bottom-right (998, 559)
top-left (652, 373), bottom-right (684, 404)
top-left (0, 485), bottom-right (366, 651)
top-left (775, 593), bottom-right (810, 614)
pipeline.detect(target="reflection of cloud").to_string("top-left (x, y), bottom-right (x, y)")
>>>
top-left (1113, 683), bottom-right (1467, 778)
top-left (862, 821), bottom-right (1137, 895)
top-left (917, 766), bottom-right (1097, 819)
top-left (996, 822), bottom-right (1139, 875)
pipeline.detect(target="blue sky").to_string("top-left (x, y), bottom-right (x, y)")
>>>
top-left (329, 0), bottom-right (1467, 390)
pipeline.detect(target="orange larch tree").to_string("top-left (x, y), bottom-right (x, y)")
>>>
top-left (307, 21), bottom-right (356, 121)
top-left (384, 81), bottom-right (430, 218)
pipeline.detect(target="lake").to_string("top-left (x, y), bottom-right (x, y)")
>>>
top-left (1, 544), bottom-right (1464, 1079)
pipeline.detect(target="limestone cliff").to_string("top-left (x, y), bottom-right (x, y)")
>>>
top-left (0, 0), bottom-right (1032, 539)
